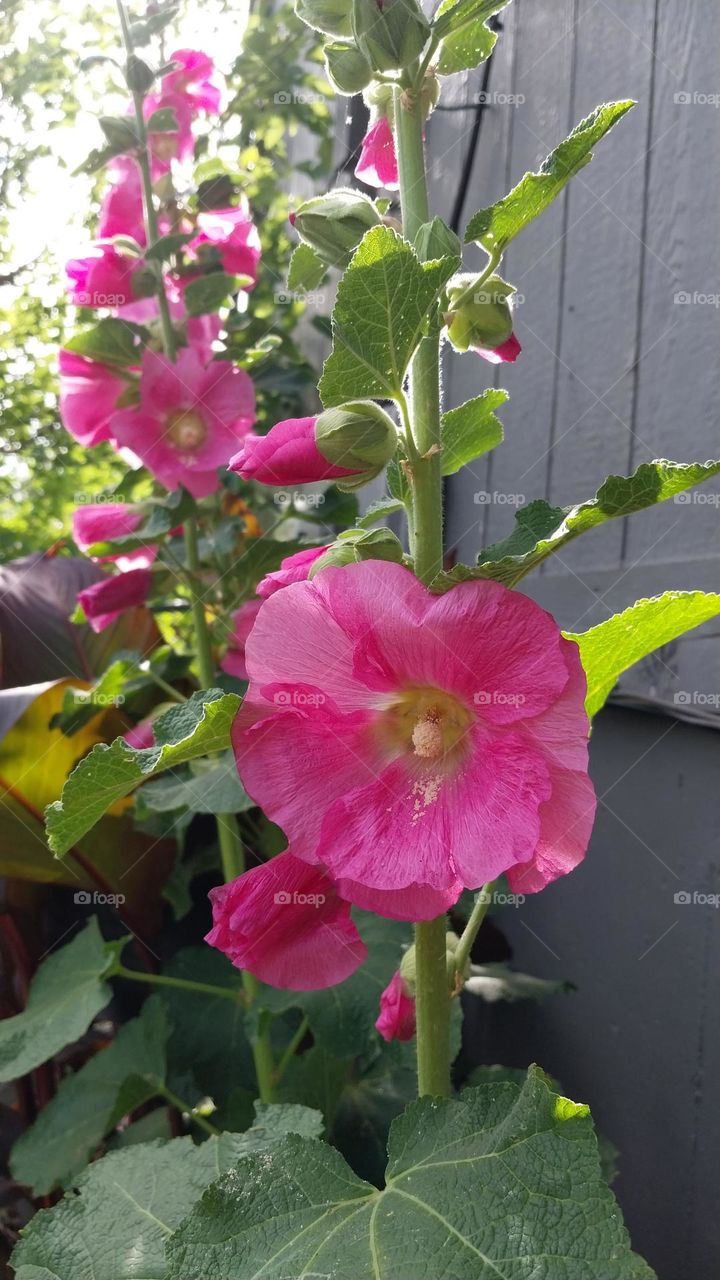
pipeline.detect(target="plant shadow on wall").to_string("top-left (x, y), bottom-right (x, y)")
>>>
top-left (1, 1), bottom-right (719, 1278)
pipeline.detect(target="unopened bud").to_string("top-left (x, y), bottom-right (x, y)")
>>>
top-left (445, 273), bottom-right (516, 353)
top-left (310, 526), bottom-right (405, 574)
top-left (315, 399), bottom-right (398, 488)
top-left (352, 0), bottom-right (430, 73)
top-left (125, 54), bottom-right (155, 95)
top-left (324, 41), bottom-right (373, 94)
top-left (291, 189), bottom-right (381, 268)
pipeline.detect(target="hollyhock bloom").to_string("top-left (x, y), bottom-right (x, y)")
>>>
top-left (162, 49), bottom-right (225, 115)
top-left (232, 560), bottom-right (596, 920)
top-left (58, 351), bottom-right (126, 448)
top-left (355, 116), bottom-right (398, 190)
top-left (118, 283), bottom-right (221, 362)
top-left (376, 972), bottom-right (416, 1042)
top-left (205, 849), bottom-right (367, 989)
top-left (257, 545), bottom-right (330, 598)
top-left (72, 503), bottom-right (156, 571)
top-left (77, 567), bottom-right (152, 633)
top-left (221, 600), bottom-right (262, 680)
top-left (474, 333), bottom-right (522, 365)
top-left (229, 417), bottom-right (359, 486)
top-left (98, 157), bottom-right (146, 246)
top-left (123, 717), bottom-right (156, 750)
top-left (144, 91), bottom-right (195, 178)
top-left (66, 243), bottom-right (139, 309)
top-left (110, 346), bottom-right (255, 497)
top-left (187, 203), bottom-right (261, 287)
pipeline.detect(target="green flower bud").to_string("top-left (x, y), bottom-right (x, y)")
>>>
top-left (291, 189), bottom-right (381, 269)
top-left (310, 526), bottom-right (405, 575)
top-left (399, 931), bottom-right (465, 996)
top-left (352, 0), bottom-right (430, 73)
top-left (315, 399), bottom-right (398, 489)
top-left (295, 0), bottom-right (353, 37)
top-left (414, 217), bottom-right (462, 264)
top-left (445, 273), bottom-right (516, 353)
top-left (125, 54), bottom-right (155, 95)
top-left (399, 945), bottom-right (416, 993)
top-left (324, 41), bottom-right (374, 95)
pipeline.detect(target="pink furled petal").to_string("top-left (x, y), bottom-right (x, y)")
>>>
top-left (72, 503), bottom-right (142, 550)
top-left (229, 416), bottom-right (358, 486)
top-left (474, 332), bottom-right (522, 364)
top-left (221, 601), bottom-right (263, 679)
top-left (355, 116), bottom-right (399, 190)
top-left (98, 157), bottom-right (146, 245)
top-left (77, 567), bottom-right (152, 633)
top-left (58, 350), bottom-right (126, 447)
top-left (507, 767), bottom-right (597, 894)
top-left (336, 876), bottom-right (462, 923)
top-left (376, 972), bottom-right (416, 1041)
top-left (66, 243), bottom-right (138, 308)
top-left (163, 49), bottom-right (225, 115)
top-left (124, 718), bottom-right (156, 750)
top-left (205, 850), bottom-right (367, 989)
top-left (189, 204), bottom-right (261, 286)
top-left (256, 545), bottom-right (330, 598)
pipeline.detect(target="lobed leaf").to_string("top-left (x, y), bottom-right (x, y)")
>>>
top-left (64, 317), bottom-right (148, 367)
top-left (436, 0), bottom-right (511, 76)
top-left (440, 387), bottom-right (507, 475)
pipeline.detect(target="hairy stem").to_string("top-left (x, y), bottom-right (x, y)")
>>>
top-left (452, 881), bottom-right (496, 977)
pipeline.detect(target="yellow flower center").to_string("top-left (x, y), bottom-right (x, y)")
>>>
top-left (376, 685), bottom-right (474, 767)
top-left (167, 408), bottom-right (207, 452)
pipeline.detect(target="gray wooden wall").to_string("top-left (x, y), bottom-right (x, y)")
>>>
top-left (425, 4), bottom-right (720, 1277)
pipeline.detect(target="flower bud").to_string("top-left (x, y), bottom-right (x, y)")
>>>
top-left (315, 399), bottom-right (398, 489)
top-left (291, 189), bottom-right (381, 268)
top-left (324, 41), bottom-right (373, 94)
top-left (295, 0), bottom-right (353, 37)
top-left (125, 54), bottom-right (155, 95)
top-left (445, 273), bottom-right (516, 354)
top-left (310, 526), bottom-right (404, 574)
top-left (352, 0), bottom-right (430, 72)
top-left (415, 217), bottom-right (461, 264)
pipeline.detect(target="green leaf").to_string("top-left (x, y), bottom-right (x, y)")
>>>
top-left (184, 272), bottom-right (240, 316)
top-left (319, 226), bottom-right (457, 406)
top-left (46, 689), bottom-right (241, 856)
top-left (287, 242), bottom-right (327, 291)
top-left (331, 1040), bottom-right (417, 1186)
top-left (64, 317), bottom-right (148, 366)
top-left (167, 1067), bottom-right (654, 1278)
top-left (441, 459), bottom-right (720, 590)
top-left (465, 100), bottom-right (636, 255)
top-left (464, 963), bottom-right (575, 1002)
top-left (49, 655), bottom-right (140, 736)
top-left (357, 496), bottom-right (406, 527)
top-left (144, 232), bottom-right (194, 263)
top-left (441, 388), bottom-right (506, 475)
top-left (0, 920), bottom-right (113, 1084)
top-left (10, 1103), bottom-right (322, 1280)
top-left (566, 590), bottom-right (720, 718)
top-left (136, 751), bottom-right (254, 817)
top-left (436, 0), bottom-right (511, 76)
top-left (146, 106), bottom-right (179, 133)
top-left (10, 997), bottom-right (170, 1195)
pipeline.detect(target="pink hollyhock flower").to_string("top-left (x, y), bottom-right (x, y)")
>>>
top-left (98, 157), bottom-right (146, 246)
top-left (123, 717), bottom-right (156, 750)
top-left (144, 92), bottom-right (195, 178)
top-left (221, 600), bottom-right (262, 679)
top-left (474, 333), bottom-right (522, 365)
top-left (77, 567), bottom-right (152, 633)
top-left (376, 971), bottom-right (416, 1042)
top-left (66, 242), bottom-right (139, 309)
top-left (355, 116), bottom-right (399, 190)
top-left (187, 203), bottom-right (261, 286)
top-left (232, 560), bottom-right (596, 920)
top-left (162, 49), bottom-right (225, 115)
top-left (72, 503), bottom-right (156, 571)
top-left (110, 345), bottom-right (255, 497)
top-left (118, 281), bottom-right (221, 362)
top-left (257, 545), bottom-right (330, 598)
top-left (205, 849), bottom-right (367, 989)
top-left (58, 351), bottom-right (127, 447)
top-left (229, 416), bottom-right (359, 486)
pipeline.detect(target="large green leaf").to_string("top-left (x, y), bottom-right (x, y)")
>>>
top-left (465, 101), bottom-right (635, 255)
top-left (10, 996), bottom-right (170, 1195)
top-left (64, 317), bottom-right (148, 367)
top-left (167, 1067), bottom-right (654, 1278)
top-left (135, 751), bottom-right (254, 818)
top-left (0, 919), bottom-right (113, 1084)
top-left (319, 226), bottom-right (457, 406)
top-left (435, 0), bottom-right (511, 76)
top-left (440, 459), bottom-right (720, 590)
top-left (10, 1103), bottom-right (323, 1280)
top-left (441, 388), bottom-right (506, 475)
top-left (566, 590), bottom-right (720, 718)
top-left (46, 689), bottom-right (241, 856)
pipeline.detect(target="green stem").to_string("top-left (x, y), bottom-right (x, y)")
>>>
top-left (160, 1085), bottom-right (222, 1136)
top-left (452, 881), bottom-right (496, 977)
top-left (182, 517), bottom-right (215, 687)
top-left (144, 667), bottom-right (187, 703)
top-left (394, 83), bottom-right (451, 1098)
top-left (113, 964), bottom-right (245, 1004)
top-left (273, 1015), bottom-right (310, 1087)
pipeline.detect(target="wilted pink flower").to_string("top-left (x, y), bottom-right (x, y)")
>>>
top-left (221, 600), bottom-right (262, 679)
top-left (205, 849), bottom-right (367, 989)
top-left (257, 546), bottom-right (330, 598)
top-left (355, 116), bottom-right (398, 190)
top-left (110, 346), bottom-right (255, 497)
top-left (72, 503), bottom-right (156, 571)
top-left (66, 242), bottom-right (140, 309)
top-left (187, 202), bottom-right (261, 286)
top-left (77, 567), bottom-right (152, 633)
top-left (162, 49), bottom-right (225, 115)
top-left (143, 91), bottom-right (195, 178)
top-left (475, 333), bottom-right (522, 365)
top-left (376, 972), bottom-right (416, 1042)
top-left (58, 351), bottom-right (127, 448)
top-left (98, 157), bottom-right (146, 246)
top-left (229, 416), bottom-right (359, 486)
top-left (232, 561), bottom-right (595, 920)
